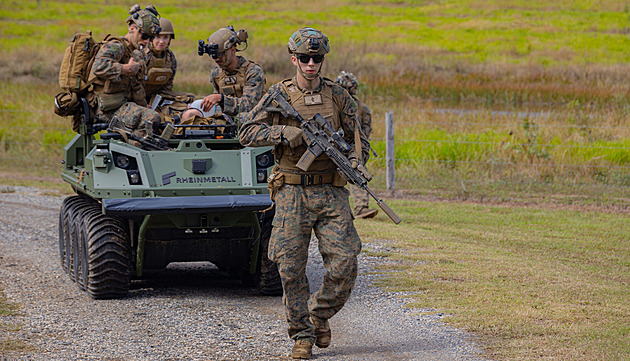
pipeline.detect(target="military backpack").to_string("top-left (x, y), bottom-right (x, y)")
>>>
top-left (58, 30), bottom-right (102, 95)
top-left (55, 30), bottom-right (105, 131)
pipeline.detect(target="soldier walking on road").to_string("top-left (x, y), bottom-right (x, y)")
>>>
top-left (183, 26), bottom-right (266, 125)
top-left (239, 27), bottom-right (370, 360)
top-left (335, 71), bottom-right (378, 219)
top-left (89, 4), bottom-right (162, 138)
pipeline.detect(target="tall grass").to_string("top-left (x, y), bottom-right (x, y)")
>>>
top-left (1, 0), bottom-right (629, 203)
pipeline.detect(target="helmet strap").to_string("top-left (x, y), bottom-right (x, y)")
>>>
top-left (294, 54), bottom-right (322, 81)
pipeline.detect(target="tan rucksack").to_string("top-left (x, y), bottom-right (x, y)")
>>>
top-left (55, 31), bottom-right (104, 131)
top-left (58, 30), bottom-right (102, 95)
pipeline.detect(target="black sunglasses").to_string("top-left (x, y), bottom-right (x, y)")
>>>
top-left (140, 31), bottom-right (154, 40)
top-left (297, 54), bottom-right (324, 64)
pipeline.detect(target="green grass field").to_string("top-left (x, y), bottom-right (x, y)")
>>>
top-left (1, 0), bottom-right (629, 359)
top-left (355, 199), bottom-right (630, 360)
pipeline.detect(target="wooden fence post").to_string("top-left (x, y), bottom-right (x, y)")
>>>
top-left (386, 111), bottom-right (395, 194)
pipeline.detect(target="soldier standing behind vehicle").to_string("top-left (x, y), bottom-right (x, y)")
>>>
top-left (183, 26), bottom-right (266, 125)
top-left (335, 70), bottom-right (378, 219)
top-left (89, 4), bottom-right (162, 138)
top-left (239, 27), bottom-right (369, 360)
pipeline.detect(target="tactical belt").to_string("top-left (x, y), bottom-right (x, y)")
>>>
top-left (281, 172), bottom-right (334, 186)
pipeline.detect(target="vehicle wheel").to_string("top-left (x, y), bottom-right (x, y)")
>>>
top-left (73, 198), bottom-right (102, 291)
top-left (66, 196), bottom-right (89, 282)
top-left (58, 196), bottom-right (82, 274)
top-left (83, 207), bottom-right (131, 299)
top-left (252, 209), bottom-right (282, 296)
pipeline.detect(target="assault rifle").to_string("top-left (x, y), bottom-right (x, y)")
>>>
top-left (108, 117), bottom-right (174, 151)
top-left (266, 91), bottom-right (401, 224)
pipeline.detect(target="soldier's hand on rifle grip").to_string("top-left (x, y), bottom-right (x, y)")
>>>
top-left (281, 125), bottom-right (305, 148)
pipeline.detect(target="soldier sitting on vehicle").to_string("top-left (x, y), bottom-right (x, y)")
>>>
top-left (143, 18), bottom-right (195, 124)
top-left (89, 4), bottom-right (162, 140)
top-left (181, 26), bottom-right (266, 127)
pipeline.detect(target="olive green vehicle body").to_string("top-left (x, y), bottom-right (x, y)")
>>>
top-left (59, 122), bottom-right (280, 299)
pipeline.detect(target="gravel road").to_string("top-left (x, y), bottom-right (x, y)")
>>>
top-left (0, 186), bottom-right (486, 360)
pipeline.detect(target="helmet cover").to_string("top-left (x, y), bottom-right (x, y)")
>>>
top-left (335, 70), bottom-right (358, 95)
top-left (127, 4), bottom-right (161, 37)
top-left (287, 27), bottom-right (329, 55)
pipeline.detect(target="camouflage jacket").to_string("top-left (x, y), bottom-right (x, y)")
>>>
top-left (239, 77), bottom-right (370, 167)
top-left (90, 36), bottom-right (148, 107)
top-left (354, 96), bottom-right (372, 139)
top-left (210, 56), bottom-right (266, 116)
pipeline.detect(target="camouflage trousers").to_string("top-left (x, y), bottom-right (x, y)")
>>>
top-left (269, 184), bottom-right (361, 342)
top-left (101, 102), bottom-right (161, 138)
top-left (350, 184), bottom-right (370, 214)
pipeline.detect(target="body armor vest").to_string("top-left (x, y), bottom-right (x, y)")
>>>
top-left (274, 78), bottom-right (338, 173)
top-left (213, 58), bottom-right (257, 98)
top-left (144, 48), bottom-right (174, 97)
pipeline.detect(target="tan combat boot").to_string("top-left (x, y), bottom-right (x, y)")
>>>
top-left (291, 339), bottom-right (313, 359)
top-left (311, 316), bottom-right (331, 348)
top-left (355, 208), bottom-right (378, 219)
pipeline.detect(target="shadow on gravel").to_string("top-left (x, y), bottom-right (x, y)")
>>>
top-left (127, 261), bottom-right (268, 299)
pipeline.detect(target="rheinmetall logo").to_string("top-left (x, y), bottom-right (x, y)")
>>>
top-left (176, 176), bottom-right (236, 184)
top-left (162, 171), bottom-right (176, 185)
top-left (161, 172), bottom-right (236, 185)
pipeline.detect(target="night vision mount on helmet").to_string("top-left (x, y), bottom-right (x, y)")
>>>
top-left (127, 4), bottom-right (161, 37)
top-left (198, 26), bottom-right (248, 59)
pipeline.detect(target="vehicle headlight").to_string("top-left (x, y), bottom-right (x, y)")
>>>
top-left (115, 155), bottom-right (130, 169)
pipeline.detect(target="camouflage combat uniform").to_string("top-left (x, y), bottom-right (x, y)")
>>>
top-left (239, 77), bottom-right (369, 343)
top-left (90, 36), bottom-right (161, 137)
top-left (210, 56), bottom-right (266, 120)
top-left (350, 96), bottom-right (373, 214)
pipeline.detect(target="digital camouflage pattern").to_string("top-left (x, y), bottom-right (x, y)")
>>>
top-left (210, 56), bottom-right (266, 118)
top-left (351, 96), bottom-right (372, 214)
top-left (112, 102), bottom-right (161, 138)
top-left (239, 76), bottom-right (369, 344)
top-left (270, 184), bottom-right (361, 342)
top-left (91, 37), bottom-right (160, 135)
top-left (91, 39), bottom-right (136, 84)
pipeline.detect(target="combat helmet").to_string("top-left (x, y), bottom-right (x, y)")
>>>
top-left (335, 71), bottom-right (358, 95)
top-left (127, 4), bottom-right (161, 38)
top-left (287, 27), bottom-right (329, 55)
top-left (159, 18), bottom-right (175, 39)
top-left (198, 26), bottom-right (248, 59)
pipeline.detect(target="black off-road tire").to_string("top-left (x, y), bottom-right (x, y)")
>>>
top-left (58, 196), bottom-right (83, 274)
top-left (73, 198), bottom-right (102, 291)
top-left (253, 209), bottom-right (282, 296)
top-left (82, 206), bottom-right (131, 299)
top-left (61, 195), bottom-right (91, 281)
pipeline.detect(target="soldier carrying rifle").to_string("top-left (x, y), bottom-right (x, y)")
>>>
top-left (239, 27), bottom-right (372, 360)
